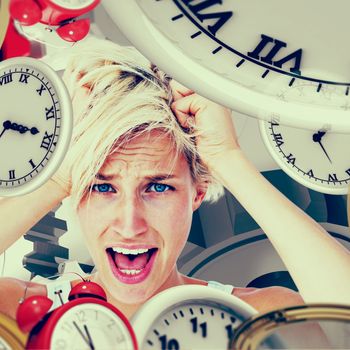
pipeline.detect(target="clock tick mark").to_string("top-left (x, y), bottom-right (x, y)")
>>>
top-left (346, 87), bottom-right (349, 96)
top-left (173, 312), bottom-right (178, 319)
top-left (200, 307), bottom-right (204, 315)
top-left (261, 69), bottom-right (270, 78)
top-left (236, 59), bottom-right (245, 68)
top-left (153, 329), bottom-right (159, 336)
top-left (212, 46), bottom-right (222, 54)
top-left (179, 310), bottom-right (184, 317)
top-left (189, 308), bottom-right (194, 315)
top-left (289, 78), bottom-right (296, 87)
top-left (191, 31), bottom-right (202, 39)
top-left (317, 83), bottom-right (322, 92)
top-left (221, 312), bottom-right (225, 319)
top-left (171, 14), bottom-right (184, 21)
top-left (164, 319), bottom-right (170, 326)
top-left (147, 340), bottom-right (154, 346)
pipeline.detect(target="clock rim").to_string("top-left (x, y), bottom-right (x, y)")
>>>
top-left (131, 284), bottom-right (257, 347)
top-left (258, 119), bottom-right (349, 195)
top-left (0, 56), bottom-right (73, 197)
top-left (102, 0), bottom-right (350, 133)
top-left (0, 312), bottom-right (27, 350)
top-left (27, 297), bottom-right (138, 349)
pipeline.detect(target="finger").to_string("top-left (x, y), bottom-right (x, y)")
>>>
top-left (170, 80), bottom-right (194, 101)
top-left (171, 94), bottom-right (202, 117)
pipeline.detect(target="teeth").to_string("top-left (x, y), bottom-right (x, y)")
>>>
top-left (112, 247), bottom-right (149, 255)
top-left (120, 269), bottom-right (142, 275)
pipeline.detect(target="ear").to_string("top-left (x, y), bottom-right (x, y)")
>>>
top-left (192, 182), bottom-right (208, 211)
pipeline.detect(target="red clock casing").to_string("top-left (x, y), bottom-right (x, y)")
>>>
top-left (26, 297), bottom-right (138, 349)
top-left (36, 0), bottom-right (100, 25)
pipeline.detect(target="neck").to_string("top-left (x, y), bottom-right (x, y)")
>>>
top-left (91, 268), bottom-right (186, 319)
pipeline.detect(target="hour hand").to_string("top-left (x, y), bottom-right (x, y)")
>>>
top-left (312, 131), bottom-right (332, 163)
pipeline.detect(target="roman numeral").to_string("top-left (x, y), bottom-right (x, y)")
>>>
top-left (0, 73), bottom-right (13, 86)
top-left (286, 153), bottom-right (296, 165)
top-left (248, 34), bottom-right (303, 75)
top-left (306, 169), bottom-right (314, 177)
top-left (273, 133), bottom-right (284, 147)
top-left (40, 132), bottom-right (54, 150)
top-left (36, 84), bottom-right (46, 96)
top-left (328, 173), bottom-right (338, 182)
top-left (346, 168), bottom-right (350, 176)
top-left (19, 73), bottom-right (30, 84)
top-left (9, 170), bottom-right (15, 180)
top-left (45, 106), bottom-right (55, 120)
top-left (29, 159), bottom-right (36, 169)
top-left (182, 0), bottom-right (233, 36)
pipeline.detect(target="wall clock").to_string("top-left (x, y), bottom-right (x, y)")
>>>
top-left (259, 119), bottom-right (350, 194)
top-left (0, 57), bottom-right (72, 196)
top-left (0, 313), bottom-right (27, 350)
top-left (103, 0), bottom-right (350, 132)
top-left (131, 284), bottom-right (256, 349)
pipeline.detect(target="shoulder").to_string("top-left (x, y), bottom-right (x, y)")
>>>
top-left (233, 286), bottom-right (304, 314)
top-left (0, 277), bottom-right (47, 320)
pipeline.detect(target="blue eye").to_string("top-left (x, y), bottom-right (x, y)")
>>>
top-left (91, 183), bottom-right (115, 193)
top-left (148, 183), bottom-right (172, 193)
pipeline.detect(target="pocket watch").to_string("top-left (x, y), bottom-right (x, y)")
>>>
top-left (0, 313), bottom-right (27, 350)
top-left (0, 57), bottom-right (72, 196)
top-left (103, 0), bottom-right (350, 132)
top-left (259, 119), bottom-right (350, 194)
top-left (17, 281), bottom-right (138, 350)
top-left (131, 284), bottom-right (256, 349)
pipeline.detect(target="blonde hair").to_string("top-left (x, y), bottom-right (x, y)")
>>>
top-left (63, 38), bottom-right (224, 208)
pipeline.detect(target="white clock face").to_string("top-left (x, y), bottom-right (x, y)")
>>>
top-left (260, 119), bottom-right (350, 194)
top-left (50, 0), bottom-right (96, 10)
top-left (140, 301), bottom-right (243, 349)
top-left (0, 58), bottom-right (72, 196)
top-left (50, 303), bottom-right (135, 350)
top-left (132, 285), bottom-right (256, 350)
top-left (103, 0), bottom-right (350, 132)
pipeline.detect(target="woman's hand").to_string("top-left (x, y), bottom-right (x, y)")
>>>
top-left (170, 80), bottom-right (240, 169)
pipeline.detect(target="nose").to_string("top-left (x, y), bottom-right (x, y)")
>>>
top-left (111, 194), bottom-right (148, 239)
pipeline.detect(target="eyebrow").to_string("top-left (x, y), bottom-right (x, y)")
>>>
top-left (95, 173), bottom-right (177, 181)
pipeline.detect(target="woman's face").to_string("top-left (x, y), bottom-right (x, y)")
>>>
top-left (77, 130), bottom-right (205, 304)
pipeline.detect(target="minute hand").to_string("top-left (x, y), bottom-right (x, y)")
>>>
top-left (317, 140), bottom-right (332, 163)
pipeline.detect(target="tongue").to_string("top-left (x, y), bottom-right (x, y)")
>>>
top-left (114, 252), bottom-right (149, 270)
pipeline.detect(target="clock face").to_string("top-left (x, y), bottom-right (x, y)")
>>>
top-left (50, 303), bottom-right (135, 350)
top-left (132, 285), bottom-right (256, 350)
top-left (0, 58), bottom-right (72, 196)
top-left (259, 119), bottom-right (350, 194)
top-left (49, 0), bottom-right (97, 10)
top-left (103, 0), bottom-right (350, 132)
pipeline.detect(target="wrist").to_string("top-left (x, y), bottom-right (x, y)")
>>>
top-left (47, 177), bottom-right (70, 200)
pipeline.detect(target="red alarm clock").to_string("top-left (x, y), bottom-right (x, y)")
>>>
top-left (9, 0), bottom-right (100, 42)
top-left (16, 281), bottom-right (138, 350)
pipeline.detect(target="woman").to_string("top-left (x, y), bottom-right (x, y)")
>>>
top-left (0, 38), bottom-right (349, 321)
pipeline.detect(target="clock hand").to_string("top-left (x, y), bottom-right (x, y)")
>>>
top-left (72, 321), bottom-right (94, 350)
top-left (312, 131), bottom-right (332, 163)
top-left (318, 140), bottom-right (332, 163)
top-left (0, 120), bottom-right (12, 138)
top-left (84, 324), bottom-right (95, 350)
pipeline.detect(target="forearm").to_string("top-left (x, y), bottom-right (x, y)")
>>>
top-left (212, 149), bottom-right (350, 304)
top-left (0, 179), bottom-right (67, 254)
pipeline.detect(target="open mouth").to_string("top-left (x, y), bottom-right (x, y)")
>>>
top-left (106, 247), bottom-right (158, 284)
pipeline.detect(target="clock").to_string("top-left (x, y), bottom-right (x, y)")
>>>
top-left (17, 281), bottom-right (138, 349)
top-left (102, 0), bottom-right (350, 132)
top-left (0, 313), bottom-right (27, 350)
top-left (0, 57), bottom-right (72, 197)
top-left (131, 284), bottom-right (256, 349)
top-left (259, 119), bottom-right (350, 194)
top-left (230, 304), bottom-right (350, 350)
